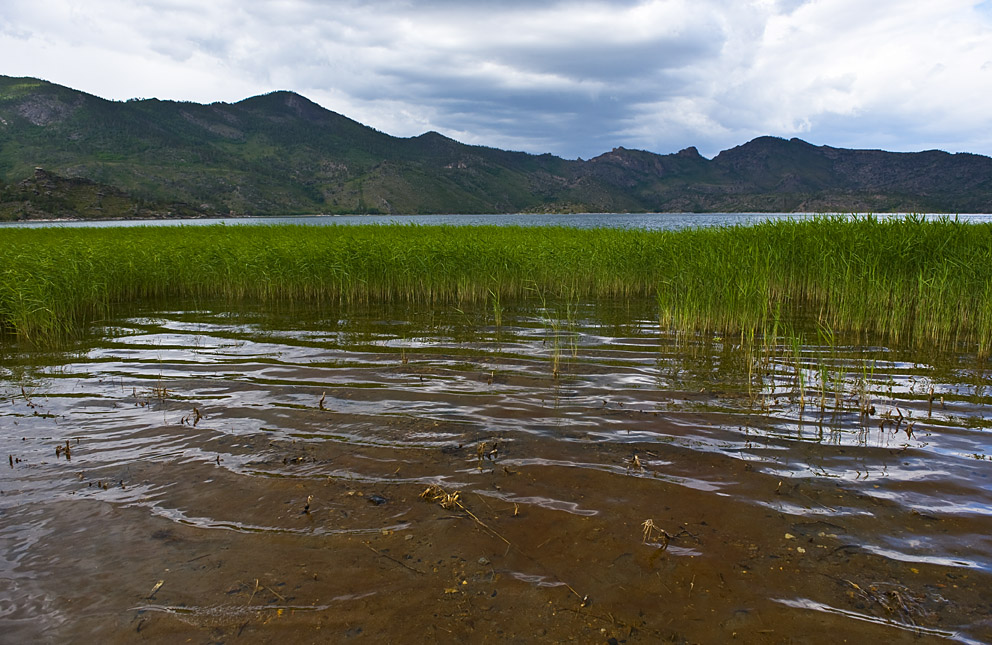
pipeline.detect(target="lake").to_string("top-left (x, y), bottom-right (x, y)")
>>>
top-left (2, 297), bottom-right (991, 643)
top-left (4, 211), bottom-right (992, 230)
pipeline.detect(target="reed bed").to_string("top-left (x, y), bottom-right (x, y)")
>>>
top-left (1, 216), bottom-right (991, 353)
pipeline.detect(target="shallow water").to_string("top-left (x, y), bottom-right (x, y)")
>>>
top-left (1, 300), bottom-right (991, 643)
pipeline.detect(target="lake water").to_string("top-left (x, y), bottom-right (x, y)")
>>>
top-left (2, 299), bottom-right (991, 643)
top-left (4, 211), bottom-right (992, 229)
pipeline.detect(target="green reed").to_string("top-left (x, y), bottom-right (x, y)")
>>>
top-left (656, 215), bottom-right (992, 355)
top-left (2, 216), bottom-right (992, 353)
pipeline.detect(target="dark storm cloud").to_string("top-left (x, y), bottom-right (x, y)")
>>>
top-left (2, 0), bottom-right (991, 159)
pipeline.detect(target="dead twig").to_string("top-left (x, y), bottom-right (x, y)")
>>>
top-left (264, 584), bottom-right (286, 602)
top-left (421, 484), bottom-right (510, 546)
top-left (363, 541), bottom-right (425, 575)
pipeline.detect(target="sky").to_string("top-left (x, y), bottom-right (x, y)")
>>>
top-left (2, 0), bottom-right (992, 160)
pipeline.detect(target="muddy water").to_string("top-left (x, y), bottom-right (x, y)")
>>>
top-left (1, 300), bottom-right (991, 644)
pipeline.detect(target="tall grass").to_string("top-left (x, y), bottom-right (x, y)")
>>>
top-left (2, 216), bottom-right (991, 353)
top-left (656, 215), bottom-right (992, 353)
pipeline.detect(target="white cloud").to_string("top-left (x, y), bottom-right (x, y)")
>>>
top-left (1, 0), bottom-right (991, 158)
top-left (713, 0), bottom-right (992, 151)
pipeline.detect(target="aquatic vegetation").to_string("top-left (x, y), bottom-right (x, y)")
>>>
top-left (657, 214), bottom-right (992, 355)
top-left (2, 216), bottom-right (992, 354)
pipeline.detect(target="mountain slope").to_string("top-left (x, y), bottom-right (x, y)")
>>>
top-left (1, 75), bottom-right (991, 216)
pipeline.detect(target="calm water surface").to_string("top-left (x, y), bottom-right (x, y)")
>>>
top-left (4, 211), bottom-right (992, 229)
top-left (1, 300), bottom-right (991, 643)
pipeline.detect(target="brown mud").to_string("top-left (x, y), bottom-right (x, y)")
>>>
top-left (1, 301), bottom-right (990, 643)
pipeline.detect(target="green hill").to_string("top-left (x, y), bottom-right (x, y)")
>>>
top-left (2, 75), bottom-right (991, 217)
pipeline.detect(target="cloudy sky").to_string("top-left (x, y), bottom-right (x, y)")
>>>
top-left (2, 0), bottom-right (992, 159)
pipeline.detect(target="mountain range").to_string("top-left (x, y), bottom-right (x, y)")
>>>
top-left (2, 75), bottom-right (991, 219)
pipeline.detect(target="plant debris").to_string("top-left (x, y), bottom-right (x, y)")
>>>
top-left (421, 484), bottom-right (509, 545)
top-left (641, 519), bottom-right (697, 550)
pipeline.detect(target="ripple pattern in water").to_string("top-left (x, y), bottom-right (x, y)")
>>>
top-left (1, 301), bottom-right (991, 643)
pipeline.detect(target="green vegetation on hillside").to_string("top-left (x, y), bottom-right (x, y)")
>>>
top-left (0, 168), bottom-right (214, 221)
top-left (2, 218), bottom-right (990, 354)
top-left (2, 75), bottom-right (991, 216)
